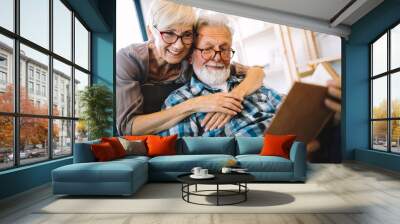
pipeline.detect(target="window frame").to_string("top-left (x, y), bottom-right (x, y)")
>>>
top-left (370, 20), bottom-right (400, 154)
top-left (0, 0), bottom-right (92, 171)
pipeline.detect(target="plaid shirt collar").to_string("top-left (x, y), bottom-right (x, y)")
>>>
top-left (189, 71), bottom-right (241, 95)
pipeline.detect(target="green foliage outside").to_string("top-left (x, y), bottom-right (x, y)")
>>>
top-left (372, 99), bottom-right (400, 143)
top-left (79, 84), bottom-right (113, 140)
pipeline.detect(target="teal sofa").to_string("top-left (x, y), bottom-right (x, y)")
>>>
top-left (52, 137), bottom-right (306, 196)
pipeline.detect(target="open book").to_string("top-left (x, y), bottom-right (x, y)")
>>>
top-left (265, 82), bottom-right (334, 144)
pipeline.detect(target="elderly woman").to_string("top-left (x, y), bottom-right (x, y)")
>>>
top-left (117, 0), bottom-right (264, 136)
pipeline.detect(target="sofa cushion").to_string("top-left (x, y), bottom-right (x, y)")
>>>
top-left (148, 154), bottom-right (235, 172)
top-left (101, 137), bottom-right (127, 158)
top-left (179, 137), bottom-right (235, 155)
top-left (91, 142), bottom-right (118, 161)
top-left (52, 158), bottom-right (147, 183)
top-left (236, 155), bottom-right (293, 172)
top-left (118, 138), bottom-right (147, 156)
top-left (260, 134), bottom-right (297, 159)
top-left (147, 135), bottom-right (178, 157)
top-left (236, 137), bottom-right (263, 155)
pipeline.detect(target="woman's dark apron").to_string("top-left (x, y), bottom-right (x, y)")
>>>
top-left (141, 83), bottom-right (184, 114)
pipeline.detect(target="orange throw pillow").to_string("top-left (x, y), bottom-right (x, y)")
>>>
top-left (101, 137), bottom-right (126, 158)
top-left (260, 134), bottom-right (297, 159)
top-left (146, 135), bottom-right (178, 157)
top-left (91, 142), bottom-right (118, 161)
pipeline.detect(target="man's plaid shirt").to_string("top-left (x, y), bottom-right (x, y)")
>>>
top-left (158, 73), bottom-right (282, 137)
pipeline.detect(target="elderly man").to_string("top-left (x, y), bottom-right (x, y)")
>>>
top-left (158, 13), bottom-right (282, 137)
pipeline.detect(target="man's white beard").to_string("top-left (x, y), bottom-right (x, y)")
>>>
top-left (195, 66), bottom-right (230, 88)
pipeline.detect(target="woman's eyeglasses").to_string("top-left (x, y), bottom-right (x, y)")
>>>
top-left (153, 26), bottom-right (194, 45)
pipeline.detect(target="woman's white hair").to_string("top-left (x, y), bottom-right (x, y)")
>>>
top-left (147, 0), bottom-right (196, 29)
top-left (195, 11), bottom-right (234, 35)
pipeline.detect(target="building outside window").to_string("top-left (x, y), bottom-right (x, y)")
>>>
top-left (0, 71), bottom-right (7, 86)
top-left (0, 54), bottom-right (7, 67)
top-left (0, 54), bottom-right (7, 88)
top-left (28, 81), bottom-right (34, 94)
top-left (54, 89), bottom-right (58, 103)
top-left (35, 83), bottom-right (40, 95)
top-left (28, 67), bottom-right (34, 80)
top-left (35, 70), bottom-right (40, 81)
top-left (41, 85), bottom-right (46, 97)
top-left (41, 73), bottom-right (46, 83)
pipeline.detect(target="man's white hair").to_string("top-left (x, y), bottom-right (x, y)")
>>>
top-left (147, 0), bottom-right (196, 29)
top-left (195, 11), bottom-right (234, 35)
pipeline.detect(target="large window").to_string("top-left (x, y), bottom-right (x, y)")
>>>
top-left (370, 23), bottom-right (400, 154)
top-left (0, 0), bottom-right (91, 171)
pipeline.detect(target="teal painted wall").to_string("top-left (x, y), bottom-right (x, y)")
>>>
top-left (91, 32), bottom-right (114, 136)
top-left (92, 32), bottom-right (114, 94)
top-left (0, 158), bottom-right (72, 199)
top-left (66, 0), bottom-right (110, 32)
top-left (343, 43), bottom-right (369, 159)
top-left (355, 149), bottom-right (400, 172)
top-left (344, 0), bottom-right (400, 171)
top-left (91, 0), bottom-right (115, 135)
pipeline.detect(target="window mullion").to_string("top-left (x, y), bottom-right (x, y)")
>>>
top-left (14, 0), bottom-right (20, 167)
top-left (49, 0), bottom-right (54, 160)
top-left (71, 10), bottom-right (76, 155)
top-left (370, 45), bottom-right (373, 149)
top-left (387, 30), bottom-right (391, 153)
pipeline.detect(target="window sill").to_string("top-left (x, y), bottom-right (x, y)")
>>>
top-left (355, 148), bottom-right (400, 172)
top-left (0, 156), bottom-right (72, 175)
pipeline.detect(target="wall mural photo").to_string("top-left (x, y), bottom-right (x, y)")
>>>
top-left (116, 0), bottom-right (342, 162)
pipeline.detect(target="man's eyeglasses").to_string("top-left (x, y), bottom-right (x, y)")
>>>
top-left (153, 25), bottom-right (194, 45)
top-left (194, 47), bottom-right (235, 61)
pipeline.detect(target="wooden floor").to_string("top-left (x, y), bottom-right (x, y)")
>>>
top-left (1, 162), bottom-right (400, 224)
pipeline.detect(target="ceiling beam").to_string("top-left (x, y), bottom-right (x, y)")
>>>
top-left (174, 0), bottom-right (351, 37)
top-left (330, 0), bottom-right (368, 27)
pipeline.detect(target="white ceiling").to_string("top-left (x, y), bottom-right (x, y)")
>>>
top-left (174, 0), bottom-right (384, 37)
top-left (225, 0), bottom-right (353, 23)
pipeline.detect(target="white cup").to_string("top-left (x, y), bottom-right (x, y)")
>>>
top-left (221, 167), bottom-right (232, 174)
top-left (200, 169), bottom-right (208, 176)
top-left (191, 167), bottom-right (202, 176)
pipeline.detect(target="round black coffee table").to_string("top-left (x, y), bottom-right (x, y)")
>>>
top-left (177, 173), bottom-right (255, 206)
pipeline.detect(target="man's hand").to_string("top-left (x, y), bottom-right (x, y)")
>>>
top-left (201, 90), bottom-right (244, 131)
top-left (325, 78), bottom-right (341, 125)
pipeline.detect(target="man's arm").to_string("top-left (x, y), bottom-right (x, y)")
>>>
top-left (231, 66), bottom-right (265, 98)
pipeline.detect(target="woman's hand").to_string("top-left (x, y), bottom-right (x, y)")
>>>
top-left (189, 92), bottom-right (244, 115)
top-left (306, 139), bottom-right (321, 160)
top-left (325, 78), bottom-right (341, 125)
top-left (201, 112), bottom-right (232, 131)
